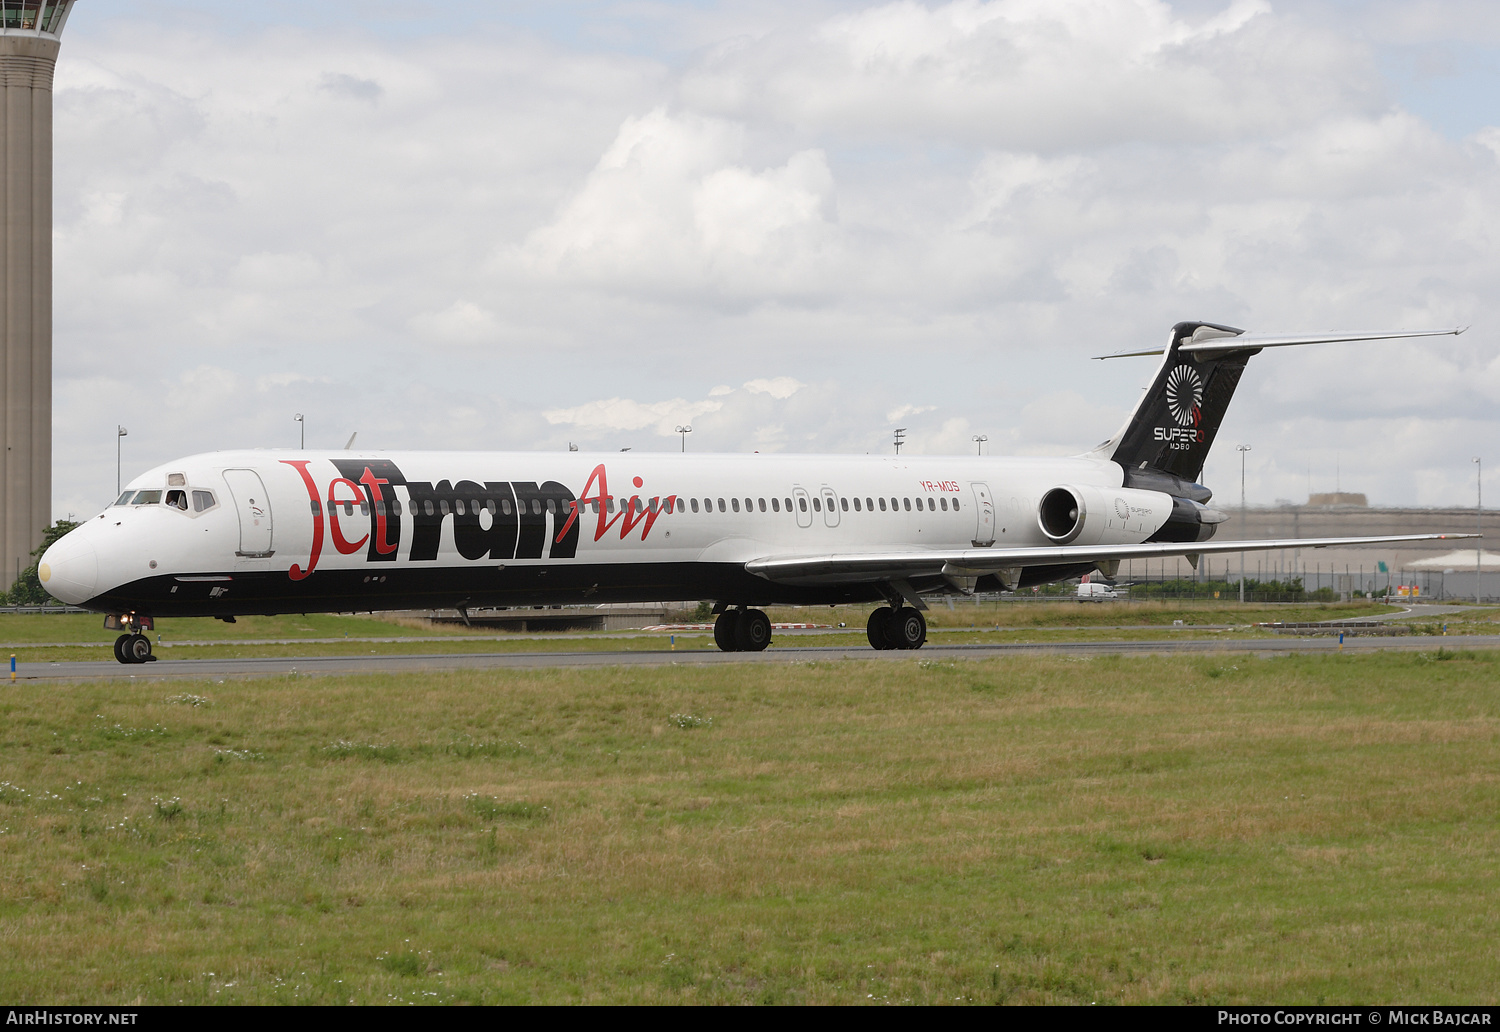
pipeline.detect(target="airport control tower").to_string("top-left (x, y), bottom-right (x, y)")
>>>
top-left (0, 1), bottom-right (74, 584)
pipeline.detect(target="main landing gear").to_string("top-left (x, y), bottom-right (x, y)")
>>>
top-left (867, 606), bottom-right (927, 651)
top-left (713, 608), bottom-right (772, 652)
top-left (113, 633), bottom-right (156, 664)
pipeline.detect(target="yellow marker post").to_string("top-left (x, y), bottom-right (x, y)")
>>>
top-left (9, 654), bottom-right (14, 681)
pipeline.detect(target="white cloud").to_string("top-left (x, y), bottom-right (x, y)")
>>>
top-left (543, 396), bottom-right (724, 436)
top-left (743, 376), bottom-right (804, 398)
top-left (40, 1), bottom-right (1500, 514)
top-left (409, 300), bottom-right (502, 345)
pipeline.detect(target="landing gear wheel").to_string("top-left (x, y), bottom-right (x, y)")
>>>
top-left (113, 633), bottom-right (133, 664)
top-left (713, 610), bottom-right (741, 652)
top-left (894, 607), bottom-right (927, 650)
top-left (734, 609), bottom-right (772, 652)
top-left (125, 634), bottom-right (155, 663)
top-left (867, 607), bottom-right (897, 650)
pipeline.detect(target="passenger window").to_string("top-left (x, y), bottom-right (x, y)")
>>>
top-left (649, 497), bottom-right (659, 513)
top-left (361, 502), bottom-right (370, 516)
top-left (890, 498), bottom-right (898, 510)
top-left (939, 497), bottom-right (947, 511)
top-left (487, 499), bottom-right (497, 514)
top-left (114, 492), bottom-right (134, 506)
top-left (718, 498), bottom-right (726, 512)
top-left (731, 498), bottom-right (740, 512)
top-left (866, 497), bottom-right (874, 511)
top-left (424, 500), bottom-right (435, 516)
top-left (532, 500), bottom-right (543, 515)
top-left (743, 498), bottom-right (752, 512)
top-left (690, 498), bottom-right (699, 512)
top-left (798, 497), bottom-right (808, 512)
top-left (879, 498), bottom-right (887, 511)
top-left (840, 497), bottom-right (848, 511)
top-left (771, 498), bottom-right (780, 512)
top-left (928, 498), bottom-right (936, 511)
top-left (952, 498), bottom-right (960, 511)
top-left (134, 490), bottom-right (162, 505)
top-left (456, 500), bottom-right (466, 516)
top-left (903, 498), bottom-right (911, 511)
top-left (165, 489), bottom-right (188, 511)
top-left (676, 498), bottom-right (684, 513)
top-left (784, 498), bottom-right (792, 511)
top-left (759, 498), bottom-right (766, 512)
top-left (547, 499), bottom-right (557, 515)
top-left (812, 497), bottom-right (821, 512)
top-left (309, 500), bottom-right (319, 515)
top-left (853, 498), bottom-right (861, 511)
top-left (192, 490), bottom-right (217, 512)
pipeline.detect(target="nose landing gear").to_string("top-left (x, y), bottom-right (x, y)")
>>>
top-left (113, 633), bottom-right (156, 664)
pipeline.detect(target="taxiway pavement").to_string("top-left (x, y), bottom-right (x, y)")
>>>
top-left (14, 634), bottom-right (1500, 681)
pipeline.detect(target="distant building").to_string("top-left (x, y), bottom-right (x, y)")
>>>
top-left (1307, 492), bottom-right (1368, 507)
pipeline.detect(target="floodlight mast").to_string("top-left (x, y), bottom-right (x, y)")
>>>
top-left (1237, 445), bottom-right (1251, 603)
top-left (0, 1), bottom-right (77, 579)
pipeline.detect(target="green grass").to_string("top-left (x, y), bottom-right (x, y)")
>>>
top-left (1, 651), bottom-right (1497, 1004)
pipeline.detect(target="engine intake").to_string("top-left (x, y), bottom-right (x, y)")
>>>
top-left (1036, 485), bottom-right (1174, 545)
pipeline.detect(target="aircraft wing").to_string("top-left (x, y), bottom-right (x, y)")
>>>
top-left (745, 533), bottom-right (1476, 586)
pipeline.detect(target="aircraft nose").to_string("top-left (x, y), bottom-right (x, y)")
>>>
top-left (39, 530), bottom-right (97, 605)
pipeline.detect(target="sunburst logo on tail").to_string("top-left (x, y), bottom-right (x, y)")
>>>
top-left (1165, 365), bottom-right (1204, 428)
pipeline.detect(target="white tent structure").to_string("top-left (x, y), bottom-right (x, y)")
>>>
top-left (1408, 549), bottom-right (1500, 570)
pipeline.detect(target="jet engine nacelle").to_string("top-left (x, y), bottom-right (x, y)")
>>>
top-left (1037, 485), bottom-right (1173, 545)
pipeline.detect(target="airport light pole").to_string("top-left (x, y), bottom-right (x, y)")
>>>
top-left (295, 413), bottom-right (304, 449)
top-left (676, 425), bottom-right (692, 452)
top-left (894, 428), bottom-right (906, 455)
top-left (1237, 445), bottom-right (1251, 603)
top-left (116, 426), bottom-right (128, 495)
top-left (1474, 457), bottom-right (1482, 604)
top-left (972, 434), bottom-right (987, 456)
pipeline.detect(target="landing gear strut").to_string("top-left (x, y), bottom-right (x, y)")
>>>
top-left (866, 606), bottom-right (926, 650)
top-left (713, 608), bottom-right (771, 652)
top-left (113, 633), bottom-right (155, 664)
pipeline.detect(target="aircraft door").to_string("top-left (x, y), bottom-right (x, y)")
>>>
top-left (819, 487), bottom-right (840, 528)
top-left (223, 469), bottom-right (274, 557)
top-left (970, 482), bottom-right (995, 547)
top-left (791, 487), bottom-right (813, 528)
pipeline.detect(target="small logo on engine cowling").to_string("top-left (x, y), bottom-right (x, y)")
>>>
top-left (1165, 365), bottom-right (1203, 427)
top-left (1114, 498), bottom-right (1130, 520)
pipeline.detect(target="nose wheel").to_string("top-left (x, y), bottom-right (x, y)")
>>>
top-left (113, 633), bottom-right (156, 664)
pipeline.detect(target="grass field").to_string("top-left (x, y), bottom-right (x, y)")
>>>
top-left (1, 649), bottom-right (1497, 1004)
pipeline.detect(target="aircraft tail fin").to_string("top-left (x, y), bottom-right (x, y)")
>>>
top-left (1092, 322), bottom-right (1465, 486)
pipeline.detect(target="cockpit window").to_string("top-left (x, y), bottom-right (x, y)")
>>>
top-left (133, 490), bottom-right (162, 505)
top-left (192, 490), bottom-right (217, 513)
top-left (165, 489), bottom-right (189, 511)
top-left (114, 492), bottom-right (134, 505)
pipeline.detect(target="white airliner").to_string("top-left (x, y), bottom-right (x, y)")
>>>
top-left (39, 321), bottom-right (1475, 663)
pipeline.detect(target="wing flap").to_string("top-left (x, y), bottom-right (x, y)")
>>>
top-left (745, 534), bottom-right (1477, 586)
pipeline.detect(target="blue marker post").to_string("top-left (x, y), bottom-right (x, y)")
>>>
top-left (9, 654), bottom-right (15, 682)
top-left (1338, 632), bottom-right (1344, 652)
top-left (670, 634), bottom-right (676, 651)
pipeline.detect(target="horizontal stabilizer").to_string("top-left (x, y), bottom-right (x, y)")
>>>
top-left (746, 533), bottom-right (1477, 587)
top-left (1094, 326), bottom-right (1465, 360)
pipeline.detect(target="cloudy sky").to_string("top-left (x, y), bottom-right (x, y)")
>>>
top-left (52, 0), bottom-right (1500, 516)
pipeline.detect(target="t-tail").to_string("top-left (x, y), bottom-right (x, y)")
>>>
top-left (1093, 321), bottom-right (1467, 501)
